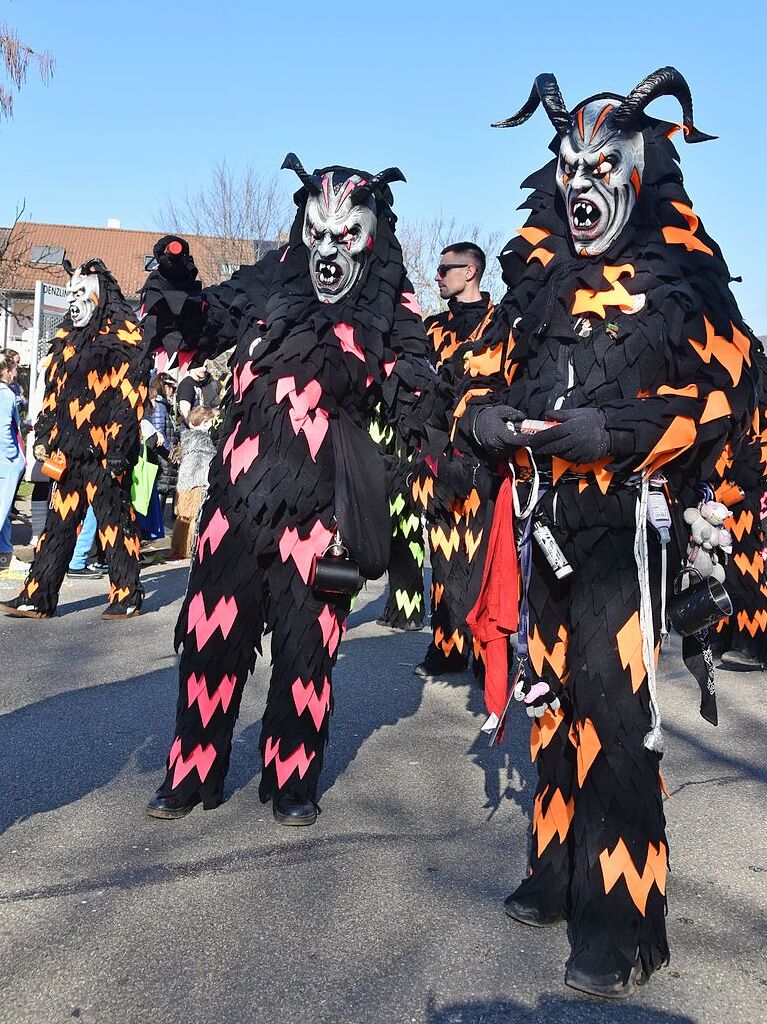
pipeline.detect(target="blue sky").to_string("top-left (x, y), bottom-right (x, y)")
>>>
top-left (1, 0), bottom-right (765, 327)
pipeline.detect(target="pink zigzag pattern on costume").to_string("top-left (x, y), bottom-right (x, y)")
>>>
top-left (279, 520), bottom-right (335, 583)
top-left (382, 356), bottom-right (397, 377)
top-left (318, 603), bottom-right (341, 655)
top-left (187, 592), bottom-right (238, 650)
top-left (291, 677), bottom-right (331, 731)
top-left (222, 422), bottom-right (260, 483)
top-left (275, 375), bottom-right (328, 461)
top-left (187, 672), bottom-right (237, 727)
top-left (334, 322), bottom-right (366, 363)
top-left (233, 360), bottom-right (260, 401)
top-left (197, 508), bottom-right (230, 562)
top-left (263, 737), bottom-right (316, 789)
top-left (400, 292), bottom-right (423, 318)
top-left (169, 736), bottom-right (217, 788)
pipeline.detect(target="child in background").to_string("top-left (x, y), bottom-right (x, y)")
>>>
top-left (169, 406), bottom-right (216, 560)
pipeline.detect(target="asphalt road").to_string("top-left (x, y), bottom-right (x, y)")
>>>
top-left (0, 559), bottom-right (765, 1024)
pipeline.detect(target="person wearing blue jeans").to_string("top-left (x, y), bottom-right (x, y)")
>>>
top-left (0, 354), bottom-right (26, 570)
top-left (66, 504), bottom-right (103, 578)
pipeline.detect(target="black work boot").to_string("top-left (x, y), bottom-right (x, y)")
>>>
top-left (272, 790), bottom-right (318, 827)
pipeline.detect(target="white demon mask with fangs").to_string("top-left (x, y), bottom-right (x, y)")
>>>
top-left (556, 100), bottom-right (645, 257)
top-left (66, 266), bottom-right (101, 327)
top-left (302, 172), bottom-right (377, 303)
top-left (492, 69), bottom-right (715, 259)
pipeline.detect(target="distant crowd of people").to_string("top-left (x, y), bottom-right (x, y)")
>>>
top-left (0, 351), bottom-right (224, 576)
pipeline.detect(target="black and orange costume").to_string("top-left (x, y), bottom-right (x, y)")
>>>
top-left (143, 159), bottom-right (443, 824)
top-left (712, 397), bottom-right (767, 666)
top-left (1, 260), bottom-right (148, 619)
top-left (460, 70), bottom-right (760, 997)
top-left (411, 295), bottom-right (496, 677)
top-left (371, 415), bottom-right (426, 631)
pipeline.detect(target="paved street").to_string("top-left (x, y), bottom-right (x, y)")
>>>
top-left (0, 559), bottom-right (765, 1024)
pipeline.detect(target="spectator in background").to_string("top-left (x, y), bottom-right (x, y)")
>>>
top-left (1, 348), bottom-right (26, 416)
top-left (176, 360), bottom-right (220, 428)
top-left (0, 352), bottom-right (26, 571)
top-left (169, 406), bottom-right (215, 559)
top-left (150, 375), bottom-right (179, 522)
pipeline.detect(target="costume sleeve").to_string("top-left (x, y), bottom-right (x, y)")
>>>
top-left (449, 305), bottom-right (525, 453)
top-left (602, 313), bottom-right (759, 480)
top-left (32, 335), bottom-right (67, 449)
top-left (141, 247), bottom-right (282, 364)
top-left (379, 280), bottom-right (452, 451)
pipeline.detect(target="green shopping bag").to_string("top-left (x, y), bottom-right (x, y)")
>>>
top-left (130, 442), bottom-right (159, 516)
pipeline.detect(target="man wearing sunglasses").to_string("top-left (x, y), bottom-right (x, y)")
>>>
top-left (412, 243), bottom-right (495, 684)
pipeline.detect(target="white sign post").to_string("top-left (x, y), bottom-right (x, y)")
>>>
top-left (29, 280), bottom-right (68, 400)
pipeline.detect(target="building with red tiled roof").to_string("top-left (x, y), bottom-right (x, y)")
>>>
top-left (0, 220), bottom-right (280, 367)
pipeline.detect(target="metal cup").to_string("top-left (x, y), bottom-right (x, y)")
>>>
top-left (310, 542), bottom-right (362, 596)
top-left (667, 568), bottom-right (733, 637)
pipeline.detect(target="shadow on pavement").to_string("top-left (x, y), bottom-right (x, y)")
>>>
top-left (425, 993), bottom-right (696, 1023)
top-left (0, 665), bottom-right (175, 837)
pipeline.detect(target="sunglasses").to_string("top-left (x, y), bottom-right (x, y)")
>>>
top-left (436, 263), bottom-right (469, 278)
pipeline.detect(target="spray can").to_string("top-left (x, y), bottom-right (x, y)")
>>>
top-left (532, 515), bottom-right (573, 580)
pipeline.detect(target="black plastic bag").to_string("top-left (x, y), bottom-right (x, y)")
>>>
top-left (331, 409), bottom-right (391, 580)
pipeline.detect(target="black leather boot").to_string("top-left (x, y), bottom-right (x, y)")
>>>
top-left (146, 790), bottom-right (200, 819)
top-left (504, 893), bottom-right (564, 927)
top-left (272, 791), bottom-right (317, 826)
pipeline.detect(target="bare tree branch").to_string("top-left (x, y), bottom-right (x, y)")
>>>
top-left (156, 161), bottom-right (292, 283)
top-left (0, 22), bottom-right (54, 120)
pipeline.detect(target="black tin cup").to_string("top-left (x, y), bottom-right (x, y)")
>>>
top-left (310, 542), bottom-right (362, 596)
top-left (667, 567), bottom-right (733, 637)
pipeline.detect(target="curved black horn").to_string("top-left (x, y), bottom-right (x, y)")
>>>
top-left (280, 152), bottom-right (322, 194)
top-left (350, 166), bottom-right (406, 204)
top-left (491, 73), bottom-right (572, 136)
top-left (609, 67), bottom-right (716, 143)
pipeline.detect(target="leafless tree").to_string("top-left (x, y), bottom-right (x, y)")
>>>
top-left (156, 161), bottom-right (292, 283)
top-left (0, 22), bottom-right (54, 120)
top-left (398, 214), bottom-right (505, 317)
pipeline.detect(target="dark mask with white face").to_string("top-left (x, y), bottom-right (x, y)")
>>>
top-left (491, 68), bottom-right (715, 257)
top-left (281, 154), bottom-right (406, 303)
top-left (302, 172), bottom-right (377, 303)
top-left (556, 100), bottom-right (645, 256)
top-left (66, 267), bottom-right (101, 327)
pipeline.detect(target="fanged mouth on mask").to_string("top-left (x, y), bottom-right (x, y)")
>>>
top-left (301, 173), bottom-right (377, 304)
top-left (66, 268), bottom-right (101, 328)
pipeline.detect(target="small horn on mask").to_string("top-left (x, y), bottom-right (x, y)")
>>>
top-left (280, 152), bottom-right (322, 195)
top-left (350, 167), bottom-right (406, 204)
top-left (491, 73), bottom-right (572, 136)
top-left (61, 254), bottom-right (74, 276)
top-left (609, 67), bottom-right (716, 143)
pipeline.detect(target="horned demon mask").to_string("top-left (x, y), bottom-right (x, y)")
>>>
top-left (66, 264), bottom-right (101, 327)
top-left (282, 154), bottom-right (405, 303)
top-left (493, 67), bottom-right (714, 257)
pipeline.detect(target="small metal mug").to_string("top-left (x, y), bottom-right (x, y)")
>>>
top-left (667, 567), bottom-right (733, 637)
top-left (310, 541), bottom-right (362, 596)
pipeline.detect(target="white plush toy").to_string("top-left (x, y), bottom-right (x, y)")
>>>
top-left (683, 500), bottom-right (732, 584)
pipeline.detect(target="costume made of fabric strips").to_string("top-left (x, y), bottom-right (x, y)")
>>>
top-left (711, 391), bottom-right (767, 664)
top-left (15, 263), bottom-right (148, 614)
top-left (412, 294), bottom-right (495, 671)
top-left (144, 167), bottom-right (443, 809)
top-left (370, 413), bottom-right (426, 630)
top-left (460, 72), bottom-right (760, 987)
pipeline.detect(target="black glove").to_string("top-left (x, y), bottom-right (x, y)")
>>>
top-left (106, 453), bottom-right (130, 477)
top-left (472, 404), bottom-right (526, 456)
top-left (529, 407), bottom-right (610, 463)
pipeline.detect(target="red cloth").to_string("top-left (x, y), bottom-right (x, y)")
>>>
top-left (466, 475), bottom-right (519, 718)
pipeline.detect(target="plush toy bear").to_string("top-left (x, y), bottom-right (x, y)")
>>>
top-left (683, 500), bottom-right (732, 583)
